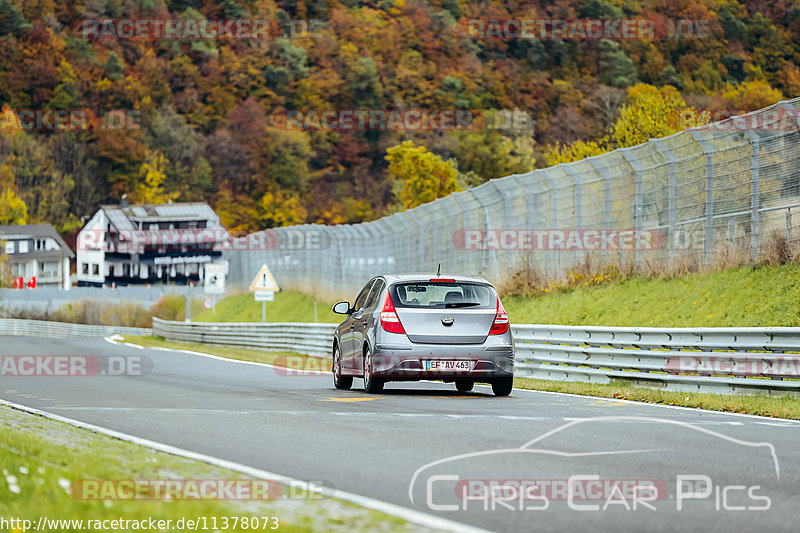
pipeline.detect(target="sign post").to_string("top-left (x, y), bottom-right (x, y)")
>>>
top-left (249, 265), bottom-right (280, 323)
top-left (204, 264), bottom-right (226, 315)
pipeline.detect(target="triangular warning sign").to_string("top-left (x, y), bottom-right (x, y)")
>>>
top-left (249, 264), bottom-right (280, 291)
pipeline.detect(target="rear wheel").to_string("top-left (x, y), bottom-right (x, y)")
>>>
top-left (455, 380), bottom-right (474, 392)
top-left (332, 344), bottom-right (352, 390)
top-left (363, 347), bottom-right (384, 393)
top-left (492, 376), bottom-right (513, 397)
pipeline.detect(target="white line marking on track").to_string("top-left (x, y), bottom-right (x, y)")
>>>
top-left (104, 337), bottom-right (800, 422)
top-left (0, 397), bottom-right (488, 533)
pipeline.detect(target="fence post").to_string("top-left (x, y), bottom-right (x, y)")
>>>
top-left (651, 139), bottom-right (677, 262)
top-left (687, 130), bottom-right (715, 265)
top-left (562, 163), bottom-right (584, 270)
top-left (472, 190), bottom-right (499, 280)
top-left (619, 148), bottom-right (644, 268)
top-left (588, 156), bottom-right (613, 264)
top-left (396, 215), bottom-right (415, 273)
top-left (450, 193), bottom-right (472, 273)
top-left (731, 118), bottom-right (761, 260)
top-left (540, 169), bottom-right (561, 275)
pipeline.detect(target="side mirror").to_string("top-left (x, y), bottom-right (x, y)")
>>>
top-left (332, 301), bottom-right (351, 315)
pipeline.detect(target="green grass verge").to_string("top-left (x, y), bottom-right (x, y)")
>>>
top-left (0, 405), bottom-right (428, 532)
top-left (192, 264), bottom-right (800, 327)
top-left (503, 263), bottom-right (800, 327)
top-left (513, 377), bottom-right (800, 419)
top-left (192, 291), bottom-right (339, 323)
top-left (123, 336), bottom-right (800, 419)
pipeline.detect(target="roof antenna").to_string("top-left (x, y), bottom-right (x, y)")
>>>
top-left (437, 263), bottom-right (441, 276)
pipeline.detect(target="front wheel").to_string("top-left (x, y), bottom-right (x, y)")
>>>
top-left (492, 376), bottom-right (513, 397)
top-left (363, 347), bottom-right (384, 393)
top-left (333, 344), bottom-right (352, 390)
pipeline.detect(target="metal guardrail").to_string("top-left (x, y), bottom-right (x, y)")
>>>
top-left (513, 324), bottom-right (800, 395)
top-left (152, 318), bottom-right (336, 356)
top-left (0, 318), bottom-right (152, 338)
top-left (153, 319), bottom-right (800, 395)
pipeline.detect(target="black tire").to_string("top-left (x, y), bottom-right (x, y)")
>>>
top-left (492, 376), bottom-right (513, 397)
top-left (363, 347), bottom-right (384, 393)
top-left (455, 380), bottom-right (474, 392)
top-left (332, 344), bottom-right (352, 390)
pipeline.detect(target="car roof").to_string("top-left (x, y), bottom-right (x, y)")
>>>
top-left (379, 273), bottom-right (493, 285)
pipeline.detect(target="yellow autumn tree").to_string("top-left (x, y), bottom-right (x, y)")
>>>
top-left (257, 190), bottom-right (308, 228)
top-left (0, 159), bottom-right (27, 225)
top-left (723, 80), bottom-right (784, 111)
top-left (385, 140), bottom-right (459, 210)
top-left (133, 150), bottom-right (178, 204)
top-left (610, 84), bottom-right (708, 147)
top-left (542, 84), bottom-right (710, 165)
top-left (542, 140), bottom-right (609, 166)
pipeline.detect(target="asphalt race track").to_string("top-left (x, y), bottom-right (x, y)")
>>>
top-left (2, 335), bottom-right (800, 532)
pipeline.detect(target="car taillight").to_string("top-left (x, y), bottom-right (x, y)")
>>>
top-left (489, 297), bottom-right (509, 335)
top-left (380, 292), bottom-right (406, 334)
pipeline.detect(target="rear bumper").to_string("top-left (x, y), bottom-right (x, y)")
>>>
top-left (371, 342), bottom-right (514, 380)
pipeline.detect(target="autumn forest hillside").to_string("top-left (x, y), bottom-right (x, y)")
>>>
top-left (0, 0), bottom-right (797, 235)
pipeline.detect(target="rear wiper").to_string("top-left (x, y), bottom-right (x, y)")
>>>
top-left (445, 302), bottom-right (481, 308)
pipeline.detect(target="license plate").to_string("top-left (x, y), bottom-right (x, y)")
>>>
top-left (424, 360), bottom-right (472, 371)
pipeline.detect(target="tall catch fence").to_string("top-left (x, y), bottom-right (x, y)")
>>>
top-left (227, 98), bottom-right (800, 295)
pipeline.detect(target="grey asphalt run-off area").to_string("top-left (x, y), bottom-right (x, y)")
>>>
top-left (2, 335), bottom-right (800, 532)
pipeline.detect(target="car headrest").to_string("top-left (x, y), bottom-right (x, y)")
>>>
top-left (444, 291), bottom-right (463, 303)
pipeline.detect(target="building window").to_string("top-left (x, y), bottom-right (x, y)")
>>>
top-left (92, 264), bottom-right (99, 276)
top-left (4, 241), bottom-right (13, 254)
top-left (18, 241), bottom-right (28, 253)
top-left (82, 263), bottom-right (89, 275)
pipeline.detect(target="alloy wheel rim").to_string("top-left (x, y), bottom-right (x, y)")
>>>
top-left (333, 349), bottom-right (340, 379)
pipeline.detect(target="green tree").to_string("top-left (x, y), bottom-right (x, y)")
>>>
top-left (598, 40), bottom-right (638, 88)
top-left (385, 140), bottom-right (459, 210)
top-left (103, 52), bottom-right (126, 81)
top-left (0, 0), bottom-right (29, 36)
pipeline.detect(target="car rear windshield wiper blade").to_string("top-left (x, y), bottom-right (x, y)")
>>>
top-left (445, 302), bottom-right (482, 308)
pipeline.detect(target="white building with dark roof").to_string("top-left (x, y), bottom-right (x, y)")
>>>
top-left (76, 201), bottom-right (230, 287)
top-left (0, 224), bottom-right (74, 289)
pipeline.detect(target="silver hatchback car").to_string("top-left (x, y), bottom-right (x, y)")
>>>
top-left (331, 274), bottom-right (515, 396)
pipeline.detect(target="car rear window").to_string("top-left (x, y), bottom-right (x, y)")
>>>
top-left (390, 282), bottom-right (495, 309)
